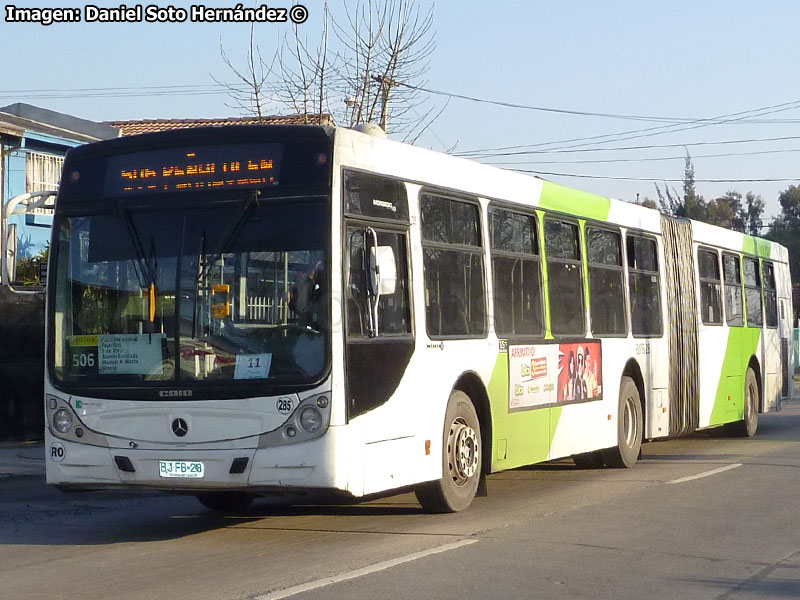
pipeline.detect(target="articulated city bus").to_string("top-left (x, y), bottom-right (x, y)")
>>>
top-left (45, 125), bottom-right (795, 512)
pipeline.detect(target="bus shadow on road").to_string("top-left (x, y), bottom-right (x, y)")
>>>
top-left (0, 490), bottom-right (267, 546)
top-left (0, 490), bottom-right (427, 547)
top-left (243, 499), bottom-right (424, 518)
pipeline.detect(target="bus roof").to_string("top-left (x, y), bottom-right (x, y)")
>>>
top-left (62, 123), bottom-right (788, 263)
top-left (332, 126), bottom-right (789, 263)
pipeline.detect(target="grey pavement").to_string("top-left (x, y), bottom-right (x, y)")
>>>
top-left (3, 401), bottom-right (800, 600)
top-left (0, 442), bottom-right (44, 480)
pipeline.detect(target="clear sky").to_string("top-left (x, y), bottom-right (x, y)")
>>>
top-left (3, 0), bottom-right (799, 219)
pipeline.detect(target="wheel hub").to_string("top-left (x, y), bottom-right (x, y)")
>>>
top-left (448, 419), bottom-right (479, 485)
top-left (622, 394), bottom-right (640, 448)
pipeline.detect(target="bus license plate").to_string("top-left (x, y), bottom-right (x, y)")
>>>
top-left (158, 460), bottom-right (205, 478)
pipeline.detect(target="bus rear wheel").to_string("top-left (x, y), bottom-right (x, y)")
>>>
top-left (731, 368), bottom-right (759, 437)
top-left (196, 491), bottom-right (256, 513)
top-left (415, 390), bottom-right (482, 513)
top-left (605, 376), bottom-right (643, 468)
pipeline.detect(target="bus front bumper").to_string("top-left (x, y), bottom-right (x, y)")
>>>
top-left (44, 429), bottom-right (348, 494)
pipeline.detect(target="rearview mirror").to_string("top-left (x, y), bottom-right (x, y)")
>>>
top-left (369, 245), bottom-right (396, 296)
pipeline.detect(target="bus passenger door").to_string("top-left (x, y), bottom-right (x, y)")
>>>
top-left (344, 223), bottom-right (415, 421)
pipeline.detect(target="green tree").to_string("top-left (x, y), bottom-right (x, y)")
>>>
top-left (682, 151), bottom-right (707, 220)
top-left (692, 190), bottom-right (764, 234)
top-left (706, 191), bottom-right (742, 229)
top-left (656, 151), bottom-right (707, 220)
top-left (741, 192), bottom-right (765, 236)
top-left (654, 181), bottom-right (681, 215)
top-left (639, 196), bottom-right (659, 209)
top-left (778, 184), bottom-right (800, 221)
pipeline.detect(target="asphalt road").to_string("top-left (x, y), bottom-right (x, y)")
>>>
top-left (2, 403), bottom-right (800, 600)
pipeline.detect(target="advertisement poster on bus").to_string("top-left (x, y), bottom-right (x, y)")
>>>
top-left (508, 341), bottom-right (602, 410)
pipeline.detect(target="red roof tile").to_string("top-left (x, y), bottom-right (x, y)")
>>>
top-left (106, 113), bottom-right (332, 136)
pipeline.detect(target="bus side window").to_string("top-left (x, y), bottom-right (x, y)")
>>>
top-left (697, 248), bottom-right (723, 325)
top-left (762, 261), bottom-right (778, 328)
top-left (587, 227), bottom-right (626, 336)
top-left (345, 227), bottom-right (412, 338)
top-left (722, 253), bottom-right (744, 326)
top-left (743, 257), bottom-right (763, 328)
top-left (420, 194), bottom-right (486, 338)
top-left (490, 207), bottom-right (543, 337)
top-left (346, 230), bottom-right (368, 336)
top-left (544, 218), bottom-right (585, 336)
top-left (626, 235), bottom-right (662, 337)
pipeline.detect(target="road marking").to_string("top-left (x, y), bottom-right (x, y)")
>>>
top-left (666, 463), bottom-right (742, 484)
top-left (254, 538), bottom-right (478, 600)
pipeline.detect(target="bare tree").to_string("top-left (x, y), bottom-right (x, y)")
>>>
top-left (214, 1), bottom-right (440, 138)
top-left (274, 3), bottom-right (331, 123)
top-left (212, 24), bottom-right (275, 121)
top-left (331, 0), bottom-right (437, 138)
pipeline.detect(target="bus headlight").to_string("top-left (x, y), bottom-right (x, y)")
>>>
top-left (299, 406), bottom-right (323, 433)
top-left (53, 409), bottom-right (73, 434)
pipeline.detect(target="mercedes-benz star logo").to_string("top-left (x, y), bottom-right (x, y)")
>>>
top-left (172, 418), bottom-right (188, 437)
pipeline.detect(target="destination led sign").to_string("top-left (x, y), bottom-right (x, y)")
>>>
top-left (104, 143), bottom-right (284, 196)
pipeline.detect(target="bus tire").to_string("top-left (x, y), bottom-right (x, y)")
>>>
top-left (415, 390), bottom-right (482, 513)
top-left (732, 368), bottom-right (759, 437)
top-left (605, 376), bottom-right (643, 468)
top-left (195, 491), bottom-right (255, 513)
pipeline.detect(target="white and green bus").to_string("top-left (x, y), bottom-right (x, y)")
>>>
top-left (45, 124), bottom-right (795, 512)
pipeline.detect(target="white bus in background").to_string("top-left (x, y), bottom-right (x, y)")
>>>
top-left (45, 124), bottom-right (794, 512)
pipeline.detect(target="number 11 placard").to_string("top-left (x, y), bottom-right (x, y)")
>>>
top-left (234, 353), bottom-right (273, 379)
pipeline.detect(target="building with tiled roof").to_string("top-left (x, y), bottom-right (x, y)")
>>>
top-left (107, 113), bottom-right (333, 136)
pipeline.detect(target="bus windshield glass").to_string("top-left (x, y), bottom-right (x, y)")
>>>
top-left (51, 197), bottom-right (329, 391)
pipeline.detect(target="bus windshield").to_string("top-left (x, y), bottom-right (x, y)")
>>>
top-left (51, 197), bottom-right (329, 392)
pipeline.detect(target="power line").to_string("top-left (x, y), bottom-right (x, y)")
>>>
top-left (0, 90), bottom-right (228, 100)
top-left (513, 169), bottom-right (800, 183)
top-left (394, 81), bottom-right (800, 125)
top-left (482, 146), bottom-right (800, 166)
top-left (1, 83), bottom-right (225, 93)
top-left (0, 83), bottom-right (251, 101)
top-left (459, 102), bottom-right (800, 157)
top-left (7, 81), bottom-right (800, 129)
top-left (390, 81), bottom-right (800, 155)
top-left (464, 135), bottom-right (800, 158)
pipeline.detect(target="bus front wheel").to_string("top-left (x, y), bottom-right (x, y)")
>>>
top-left (415, 390), bottom-right (482, 513)
top-left (605, 376), bottom-right (643, 468)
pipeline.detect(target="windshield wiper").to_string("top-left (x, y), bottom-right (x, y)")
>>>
top-left (197, 190), bottom-right (260, 285)
top-left (114, 201), bottom-right (158, 332)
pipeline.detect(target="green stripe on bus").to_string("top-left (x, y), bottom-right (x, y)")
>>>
top-left (742, 235), bottom-right (771, 258)
top-left (539, 180), bottom-right (612, 222)
top-left (487, 352), bottom-right (559, 470)
top-left (709, 233), bottom-right (770, 426)
top-left (708, 327), bottom-right (761, 426)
